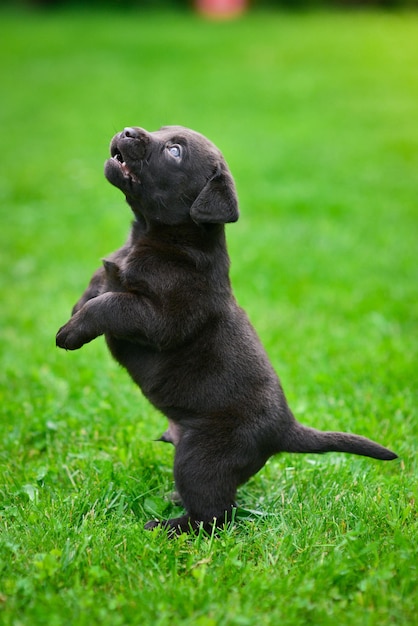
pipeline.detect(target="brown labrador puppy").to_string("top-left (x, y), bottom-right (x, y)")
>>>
top-left (56, 126), bottom-right (397, 534)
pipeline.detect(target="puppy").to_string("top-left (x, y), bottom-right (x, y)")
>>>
top-left (56, 125), bottom-right (397, 534)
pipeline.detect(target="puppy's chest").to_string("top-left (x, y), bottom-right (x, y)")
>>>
top-left (103, 253), bottom-right (187, 296)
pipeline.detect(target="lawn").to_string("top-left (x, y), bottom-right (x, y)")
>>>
top-left (0, 6), bottom-right (417, 625)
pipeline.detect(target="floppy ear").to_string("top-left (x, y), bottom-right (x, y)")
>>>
top-left (190, 162), bottom-right (239, 225)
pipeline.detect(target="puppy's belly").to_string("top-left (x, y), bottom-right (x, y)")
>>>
top-left (105, 335), bottom-right (163, 389)
top-left (104, 331), bottom-right (282, 431)
top-left (105, 334), bottom-right (220, 410)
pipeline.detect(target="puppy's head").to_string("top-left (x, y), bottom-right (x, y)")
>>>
top-left (104, 125), bottom-right (239, 226)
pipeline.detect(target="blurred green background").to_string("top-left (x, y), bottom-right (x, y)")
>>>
top-left (0, 4), bottom-right (417, 625)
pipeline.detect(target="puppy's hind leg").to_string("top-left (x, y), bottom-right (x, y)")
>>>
top-left (145, 434), bottom-right (239, 535)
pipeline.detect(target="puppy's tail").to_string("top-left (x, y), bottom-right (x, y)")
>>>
top-left (280, 421), bottom-right (397, 461)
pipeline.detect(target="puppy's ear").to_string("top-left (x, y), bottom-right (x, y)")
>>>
top-left (190, 162), bottom-right (239, 225)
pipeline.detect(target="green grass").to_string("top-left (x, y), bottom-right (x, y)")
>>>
top-left (0, 7), bottom-right (417, 625)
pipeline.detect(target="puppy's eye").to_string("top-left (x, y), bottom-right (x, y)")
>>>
top-left (167, 145), bottom-right (182, 159)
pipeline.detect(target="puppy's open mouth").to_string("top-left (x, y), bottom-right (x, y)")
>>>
top-left (111, 149), bottom-right (140, 184)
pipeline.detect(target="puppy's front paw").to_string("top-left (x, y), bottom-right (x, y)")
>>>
top-left (56, 319), bottom-right (90, 350)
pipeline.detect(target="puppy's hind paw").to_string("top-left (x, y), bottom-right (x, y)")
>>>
top-left (144, 519), bottom-right (160, 531)
top-left (144, 515), bottom-right (201, 536)
top-left (144, 519), bottom-right (182, 539)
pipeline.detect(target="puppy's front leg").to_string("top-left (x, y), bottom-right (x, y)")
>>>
top-left (56, 292), bottom-right (157, 351)
top-left (71, 267), bottom-right (106, 316)
top-left (71, 243), bottom-right (130, 315)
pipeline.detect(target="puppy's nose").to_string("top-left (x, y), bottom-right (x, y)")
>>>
top-left (123, 127), bottom-right (145, 139)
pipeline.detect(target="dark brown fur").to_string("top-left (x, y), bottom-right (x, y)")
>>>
top-left (56, 125), bottom-right (397, 535)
